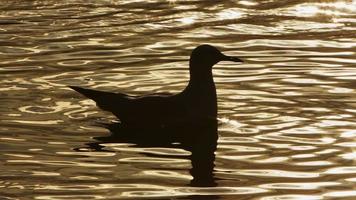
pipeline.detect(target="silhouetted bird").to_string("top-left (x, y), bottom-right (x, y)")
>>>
top-left (69, 44), bottom-right (242, 129)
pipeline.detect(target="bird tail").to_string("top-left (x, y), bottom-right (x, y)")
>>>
top-left (68, 86), bottom-right (126, 112)
top-left (69, 86), bottom-right (105, 100)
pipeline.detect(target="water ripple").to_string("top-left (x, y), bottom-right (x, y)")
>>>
top-left (1, 0), bottom-right (356, 199)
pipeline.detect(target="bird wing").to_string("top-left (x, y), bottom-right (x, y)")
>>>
top-left (114, 93), bottom-right (186, 124)
top-left (69, 86), bottom-right (189, 127)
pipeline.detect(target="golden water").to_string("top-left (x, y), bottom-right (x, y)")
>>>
top-left (1, 0), bottom-right (356, 199)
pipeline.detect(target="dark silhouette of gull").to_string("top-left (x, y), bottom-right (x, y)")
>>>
top-left (71, 44), bottom-right (242, 187)
top-left (69, 44), bottom-right (243, 130)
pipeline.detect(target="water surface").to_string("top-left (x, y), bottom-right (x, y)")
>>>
top-left (1, 0), bottom-right (356, 199)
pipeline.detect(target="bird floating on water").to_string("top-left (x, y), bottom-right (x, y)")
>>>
top-left (69, 44), bottom-right (243, 129)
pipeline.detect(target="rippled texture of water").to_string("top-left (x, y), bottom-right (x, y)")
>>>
top-left (1, 0), bottom-right (356, 199)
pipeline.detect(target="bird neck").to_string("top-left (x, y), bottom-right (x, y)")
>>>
top-left (187, 71), bottom-right (215, 90)
top-left (183, 62), bottom-right (217, 119)
top-left (183, 59), bottom-right (217, 117)
top-left (187, 60), bottom-right (215, 91)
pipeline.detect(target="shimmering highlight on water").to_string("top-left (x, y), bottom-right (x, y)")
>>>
top-left (1, 0), bottom-right (356, 199)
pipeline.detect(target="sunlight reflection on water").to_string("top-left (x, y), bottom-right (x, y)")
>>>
top-left (0, 0), bottom-right (356, 199)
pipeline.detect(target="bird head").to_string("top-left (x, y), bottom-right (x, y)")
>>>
top-left (190, 44), bottom-right (243, 69)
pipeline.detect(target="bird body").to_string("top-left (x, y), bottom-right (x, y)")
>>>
top-left (69, 81), bottom-right (215, 128)
top-left (70, 44), bottom-right (242, 129)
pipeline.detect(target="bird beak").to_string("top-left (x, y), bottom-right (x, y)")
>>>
top-left (221, 54), bottom-right (243, 62)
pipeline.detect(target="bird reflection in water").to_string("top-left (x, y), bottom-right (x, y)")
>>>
top-left (77, 119), bottom-right (218, 187)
